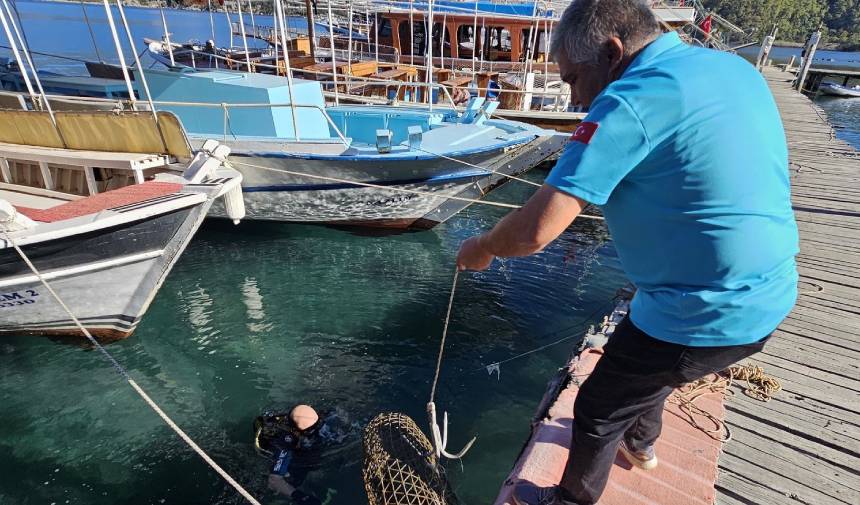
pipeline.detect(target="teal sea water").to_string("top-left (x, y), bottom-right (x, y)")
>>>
top-left (1, 2), bottom-right (859, 504)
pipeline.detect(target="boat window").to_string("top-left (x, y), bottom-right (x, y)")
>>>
top-left (432, 22), bottom-right (452, 57)
top-left (487, 27), bottom-right (511, 61)
top-left (521, 29), bottom-right (548, 62)
top-left (377, 17), bottom-right (392, 38)
top-left (457, 24), bottom-right (475, 58)
top-left (398, 21), bottom-right (426, 56)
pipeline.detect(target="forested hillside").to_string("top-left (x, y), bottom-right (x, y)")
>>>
top-left (702, 0), bottom-right (860, 48)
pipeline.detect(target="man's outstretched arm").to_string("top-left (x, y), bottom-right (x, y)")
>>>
top-left (457, 184), bottom-right (587, 271)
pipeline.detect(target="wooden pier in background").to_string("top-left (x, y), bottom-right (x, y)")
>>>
top-left (714, 67), bottom-right (860, 505)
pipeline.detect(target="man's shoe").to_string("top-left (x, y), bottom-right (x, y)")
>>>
top-left (512, 483), bottom-right (577, 505)
top-left (618, 438), bottom-right (658, 470)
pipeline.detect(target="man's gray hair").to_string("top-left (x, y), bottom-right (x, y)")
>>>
top-left (550, 0), bottom-right (661, 64)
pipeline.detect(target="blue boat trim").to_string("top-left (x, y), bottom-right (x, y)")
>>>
top-left (242, 169), bottom-right (490, 192)
top-left (224, 135), bottom-right (535, 161)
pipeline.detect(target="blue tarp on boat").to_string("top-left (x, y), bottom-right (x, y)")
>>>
top-left (377, 0), bottom-right (553, 18)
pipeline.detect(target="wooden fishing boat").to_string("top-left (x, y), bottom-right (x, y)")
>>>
top-left (0, 108), bottom-right (244, 339)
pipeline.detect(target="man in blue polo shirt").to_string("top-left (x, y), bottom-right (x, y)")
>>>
top-left (456, 0), bottom-right (798, 504)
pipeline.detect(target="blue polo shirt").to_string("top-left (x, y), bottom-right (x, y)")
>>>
top-left (546, 32), bottom-right (799, 346)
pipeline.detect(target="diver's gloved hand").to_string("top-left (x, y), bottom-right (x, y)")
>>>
top-left (290, 490), bottom-right (321, 505)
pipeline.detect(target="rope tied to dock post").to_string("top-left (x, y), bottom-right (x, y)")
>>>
top-left (1, 231), bottom-right (263, 505)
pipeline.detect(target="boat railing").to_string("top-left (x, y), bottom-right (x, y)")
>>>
top-left (167, 45), bottom-right (570, 100)
top-left (148, 100), bottom-right (353, 145)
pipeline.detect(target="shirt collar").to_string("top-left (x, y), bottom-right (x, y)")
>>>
top-left (622, 31), bottom-right (684, 77)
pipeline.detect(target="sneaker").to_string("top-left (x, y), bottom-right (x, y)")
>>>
top-left (512, 483), bottom-right (578, 505)
top-left (618, 438), bottom-right (658, 470)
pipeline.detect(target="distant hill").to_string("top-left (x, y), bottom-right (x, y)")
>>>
top-left (701, 0), bottom-right (860, 50)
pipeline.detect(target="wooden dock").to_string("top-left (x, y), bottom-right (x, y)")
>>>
top-left (714, 68), bottom-right (860, 505)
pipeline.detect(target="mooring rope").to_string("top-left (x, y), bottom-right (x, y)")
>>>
top-left (2, 231), bottom-right (263, 505)
top-left (667, 363), bottom-right (782, 442)
top-left (225, 157), bottom-right (606, 221)
top-left (430, 268), bottom-right (459, 404)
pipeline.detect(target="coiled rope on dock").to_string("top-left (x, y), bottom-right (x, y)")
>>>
top-left (1, 231), bottom-right (263, 505)
top-left (667, 363), bottom-right (782, 442)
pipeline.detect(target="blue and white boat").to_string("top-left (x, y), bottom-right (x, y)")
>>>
top-left (135, 67), bottom-right (566, 228)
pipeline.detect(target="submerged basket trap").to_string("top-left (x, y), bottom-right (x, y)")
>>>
top-left (362, 412), bottom-right (459, 505)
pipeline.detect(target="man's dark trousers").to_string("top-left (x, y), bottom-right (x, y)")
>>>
top-left (558, 315), bottom-right (770, 504)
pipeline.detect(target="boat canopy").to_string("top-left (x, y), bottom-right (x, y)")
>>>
top-left (136, 68), bottom-right (332, 139)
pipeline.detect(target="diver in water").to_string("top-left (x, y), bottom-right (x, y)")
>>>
top-left (254, 404), bottom-right (324, 505)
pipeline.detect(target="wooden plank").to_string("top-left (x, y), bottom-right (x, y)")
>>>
top-left (83, 166), bottom-right (98, 195)
top-left (0, 157), bottom-right (10, 183)
top-left (38, 161), bottom-right (54, 190)
top-left (718, 69), bottom-right (860, 505)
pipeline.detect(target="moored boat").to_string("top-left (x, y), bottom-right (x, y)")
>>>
top-left (135, 66), bottom-right (566, 228)
top-left (820, 82), bottom-right (860, 98)
top-left (0, 108), bottom-right (244, 340)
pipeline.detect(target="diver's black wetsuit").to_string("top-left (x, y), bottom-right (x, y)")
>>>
top-left (269, 423), bottom-right (322, 486)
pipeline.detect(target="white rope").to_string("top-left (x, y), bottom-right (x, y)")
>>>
top-left (1, 232), bottom-right (263, 505)
top-left (226, 156), bottom-right (605, 220)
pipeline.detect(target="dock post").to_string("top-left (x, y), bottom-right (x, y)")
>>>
top-left (785, 55), bottom-right (795, 71)
top-left (755, 26), bottom-right (777, 71)
top-left (795, 28), bottom-right (821, 92)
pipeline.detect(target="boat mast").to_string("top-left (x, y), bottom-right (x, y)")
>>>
top-left (159, 6), bottom-right (175, 66)
top-left (274, 0), bottom-right (300, 139)
top-left (346, 3), bottom-right (353, 77)
top-left (114, 0), bottom-right (168, 153)
top-left (408, 0), bottom-right (414, 66)
top-left (247, 0), bottom-right (257, 42)
top-left (0, 0), bottom-right (63, 145)
top-left (235, 0), bottom-right (252, 73)
top-left (100, 0), bottom-right (137, 109)
top-left (326, 0), bottom-right (339, 104)
top-left (208, 0), bottom-right (216, 41)
top-left (426, 0), bottom-right (434, 109)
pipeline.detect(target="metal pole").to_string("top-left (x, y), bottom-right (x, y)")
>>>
top-left (470, 1), bottom-right (477, 78)
top-left (224, 3), bottom-right (233, 49)
top-left (159, 7), bottom-right (174, 66)
top-left (326, 0), bottom-right (338, 104)
top-left (0, 0), bottom-right (35, 101)
top-left (408, 0), bottom-right (413, 66)
top-left (274, 0), bottom-right (300, 139)
top-left (79, 0), bottom-right (103, 62)
top-left (346, 3), bottom-right (353, 75)
top-left (100, 0), bottom-right (137, 108)
top-left (208, 0), bottom-right (216, 41)
top-left (426, 0), bottom-right (433, 109)
top-left (247, 0), bottom-right (257, 40)
top-left (1, 0), bottom-right (61, 141)
top-left (115, 0), bottom-right (168, 152)
top-left (374, 10), bottom-right (378, 64)
top-left (235, 0), bottom-right (251, 72)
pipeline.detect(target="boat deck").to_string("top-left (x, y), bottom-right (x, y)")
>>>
top-left (714, 68), bottom-right (860, 505)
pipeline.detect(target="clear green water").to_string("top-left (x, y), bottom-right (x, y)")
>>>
top-left (0, 166), bottom-right (626, 505)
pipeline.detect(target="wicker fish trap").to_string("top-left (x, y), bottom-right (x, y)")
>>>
top-left (362, 412), bottom-right (459, 505)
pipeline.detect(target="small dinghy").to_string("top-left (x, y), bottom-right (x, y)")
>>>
top-left (820, 82), bottom-right (860, 98)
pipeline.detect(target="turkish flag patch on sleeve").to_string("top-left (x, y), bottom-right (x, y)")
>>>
top-left (571, 121), bottom-right (599, 144)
